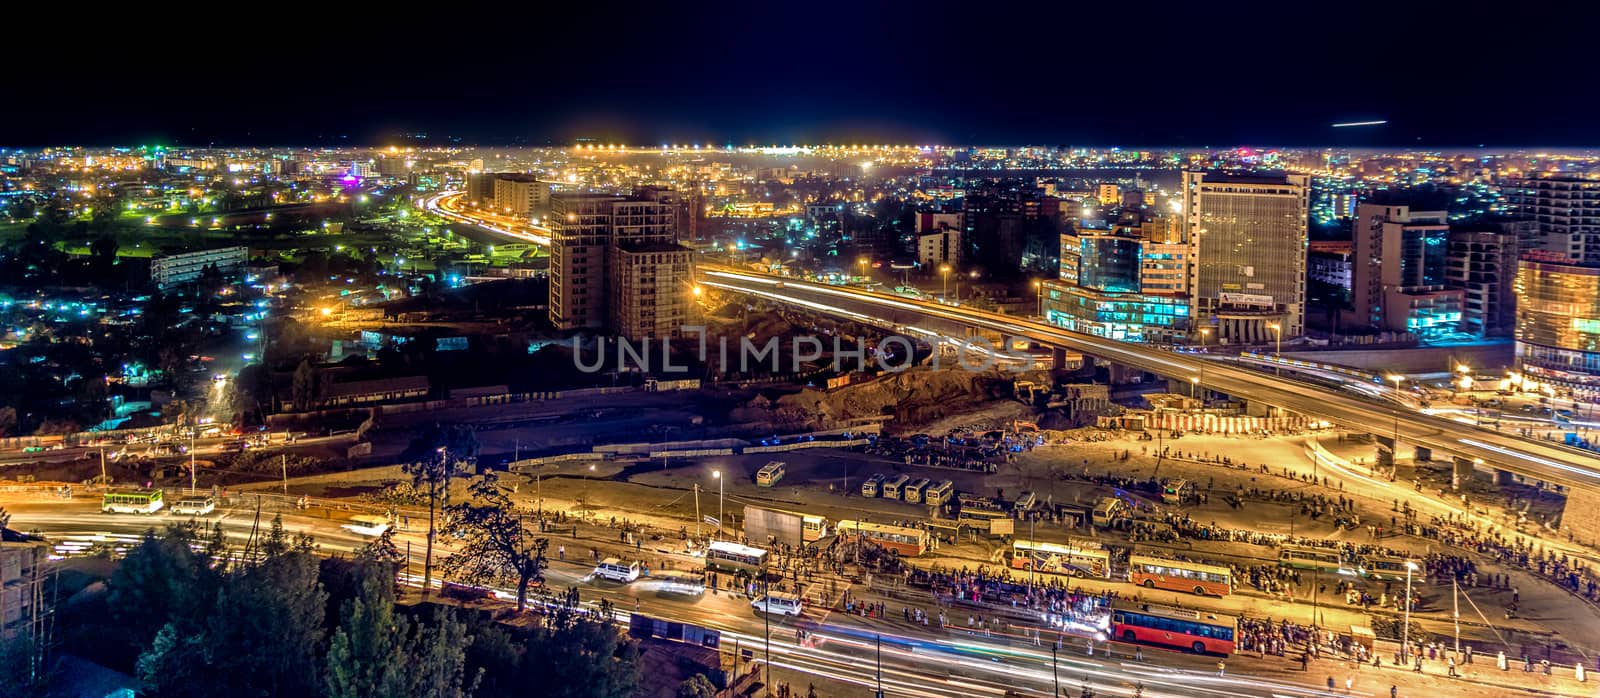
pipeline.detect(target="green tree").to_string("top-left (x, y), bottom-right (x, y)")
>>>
top-left (108, 524), bottom-right (221, 659)
top-left (324, 562), bottom-right (408, 698)
top-left (199, 549), bottom-right (328, 697)
top-left (676, 674), bottom-right (716, 698)
top-left (441, 474), bottom-right (547, 613)
top-left (515, 590), bottom-right (640, 698)
top-left (402, 424), bottom-right (475, 601)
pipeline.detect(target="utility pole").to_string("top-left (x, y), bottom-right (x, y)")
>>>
top-left (1453, 577), bottom-right (1461, 657)
top-left (875, 634), bottom-right (884, 698)
top-left (99, 447), bottom-right (106, 486)
top-left (694, 483), bottom-right (702, 538)
top-left (1051, 644), bottom-right (1059, 697)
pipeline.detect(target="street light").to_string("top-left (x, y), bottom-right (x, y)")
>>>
top-left (940, 264), bottom-right (951, 300)
top-left (1402, 560), bottom-right (1419, 663)
top-left (712, 470), bottom-right (723, 538)
top-left (1199, 327), bottom-right (1211, 349)
top-left (1387, 374), bottom-right (1405, 470)
top-left (1032, 280), bottom-right (1043, 318)
top-left (1190, 376), bottom-right (1200, 399)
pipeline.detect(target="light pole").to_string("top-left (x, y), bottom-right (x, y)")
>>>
top-left (940, 264), bottom-right (951, 301)
top-left (1199, 327), bottom-right (1211, 348)
top-left (1388, 373), bottom-right (1405, 469)
top-left (1402, 560), bottom-right (1419, 662)
top-left (1190, 376), bottom-right (1199, 400)
top-left (1033, 280), bottom-right (1044, 318)
top-left (857, 257), bottom-right (869, 283)
top-left (712, 470), bottom-right (723, 538)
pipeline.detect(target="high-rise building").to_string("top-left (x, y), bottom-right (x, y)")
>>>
top-left (465, 171), bottom-right (498, 205)
top-left (1350, 203), bottom-right (1462, 336)
top-left (1097, 183), bottom-right (1120, 206)
top-left (1506, 175), bottom-right (1600, 264)
top-left (1447, 228), bottom-right (1518, 338)
top-left (1514, 255), bottom-right (1600, 400)
top-left (548, 192), bottom-right (689, 338)
top-left (492, 174), bottom-right (550, 220)
top-left (1182, 170), bottom-right (1309, 343)
top-left (1042, 209), bottom-right (1190, 343)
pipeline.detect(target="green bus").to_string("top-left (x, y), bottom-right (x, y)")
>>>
top-left (102, 489), bottom-right (165, 514)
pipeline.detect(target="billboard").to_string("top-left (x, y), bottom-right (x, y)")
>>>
top-left (743, 505), bottom-right (803, 548)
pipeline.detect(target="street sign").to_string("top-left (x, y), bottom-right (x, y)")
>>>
top-left (703, 515), bottom-right (720, 527)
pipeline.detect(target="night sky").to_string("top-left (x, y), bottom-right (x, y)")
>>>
top-left (8, 3), bottom-right (1597, 148)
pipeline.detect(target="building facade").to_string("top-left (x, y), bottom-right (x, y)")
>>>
top-left (1506, 176), bottom-right (1600, 264)
top-left (492, 174), bottom-right (550, 219)
top-left (1350, 203), bottom-right (1461, 336)
top-left (548, 192), bottom-right (690, 337)
top-left (149, 246), bottom-right (249, 290)
top-left (1447, 228), bottom-right (1518, 338)
top-left (1514, 256), bottom-right (1600, 400)
top-left (1182, 170), bottom-right (1309, 343)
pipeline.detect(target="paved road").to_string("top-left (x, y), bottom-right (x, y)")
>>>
top-left (6, 497), bottom-right (1379, 698)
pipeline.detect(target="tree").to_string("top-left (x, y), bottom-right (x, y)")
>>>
top-left (676, 674), bottom-right (716, 698)
top-left (441, 474), bottom-right (547, 612)
top-left (108, 524), bottom-right (221, 660)
top-left (515, 590), bottom-right (640, 698)
top-left (402, 424), bottom-right (476, 601)
top-left (324, 563), bottom-right (408, 698)
top-left (291, 358), bottom-right (320, 412)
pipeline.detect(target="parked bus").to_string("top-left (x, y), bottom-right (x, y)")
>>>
top-left (801, 514), bottom-right (830, 543)
top-left (956, 495), bottom-right (1011, 533)
top-left (836, 520), bottom-right (930, 557)
top-left (1161, 479), bottom-right (1192, 505)
top-left (860, 473), bottom-right (886, 498)
top-left (902, 478), bottom-right (932, 504)
top-left (1278, 544), bottom-right (1351, 574)
top-left (1128, 554), bottom-right (1233, 596)
top-left (882, 474), bottom-right (911, 500)
top-left (102, 489), bottom-right (164, 514)
top-left (706, 541), bottom-right (769, 576)
top-left (1358, 555), bottom-right (1418, 583)
top-left (924, 480), bottom-right (955, 507)
top-left (1092, 497), bottom-right (1127, 528)
top-left (1009, 539), bottom-right (1110, 579)
top-left (1110, 602), bottom-right (1237, 655)
top-left (755, 461), bottom-right (786, 487)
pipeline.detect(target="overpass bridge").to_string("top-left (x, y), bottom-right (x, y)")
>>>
top-left (697, 265), bottom-right (1600, 501)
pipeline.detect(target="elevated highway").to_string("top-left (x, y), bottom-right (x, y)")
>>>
top-left (698, 264), bottom-right (1600, 495)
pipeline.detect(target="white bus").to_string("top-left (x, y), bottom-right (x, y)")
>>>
top-left (595, 557), bottom-right (642, 583)
top-left (924, 480), bottom-right (955, 506)
top-left (756, 461), bottom-right (786, 487)
top-left (902, 478), bottom-right (932, 504)
top-left (341, 514), bottom-right (391, 537)
top-left (706, 541), bottom-right (769, 576)
top-left (1092, 497), bottom-right (1127, 528)
top-left (1010, 539), bottom-right (1111, 579)
top-left (860, 473), bottom-right (886, 497)
top-left (1278, 544), bottom-right (1350, 574)
top-left (882, 474), bottom-right (911, 500)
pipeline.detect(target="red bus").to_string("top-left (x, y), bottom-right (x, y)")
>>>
top-left (1110, 602), bottom-right (1236, 655)
top-left (836, 520), bottom-right (929, 557)
top-left (1128, 554), bottom-right (1233, 597)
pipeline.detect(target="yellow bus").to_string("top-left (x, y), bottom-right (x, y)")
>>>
top-left (924, 480), bottom-right (955, 506)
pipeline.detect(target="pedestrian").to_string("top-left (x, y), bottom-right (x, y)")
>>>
top-left (1390, 686), bottom-right (1397, 698)
top-left (1447, 657), bottom-right (1457, 677)
top-left (1217, 660), bottom-right (1225, 677)
top-left (1346, 676), bottom-right (1353, 692)
top-left (1326, 676), bottom-right (1334, 691)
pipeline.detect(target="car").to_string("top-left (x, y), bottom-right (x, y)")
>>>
top-left (751, 592), bottom-right (803, 617)
top-left (21, 446), bottom-right (43, 453)
top-left (170, 496), bottom-right (217, 516)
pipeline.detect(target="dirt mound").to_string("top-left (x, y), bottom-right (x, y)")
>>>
top-left (752, 367), bottom-right (1020, 432)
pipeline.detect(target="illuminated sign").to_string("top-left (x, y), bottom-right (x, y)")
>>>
top-left (1575, 318), bottom-right (1600, 335)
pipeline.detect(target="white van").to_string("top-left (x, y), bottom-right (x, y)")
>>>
top-left (169, 495), bottom-right (216, 517)
top-left (595, 557), bottom-right (642, 583)
top-left (751, 592), bottom-right (803, 617)
top-left (342, 514), bottom-right (391, 537)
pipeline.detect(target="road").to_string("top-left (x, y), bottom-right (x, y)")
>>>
top-left (6, 497), bottom-right (1378, 698)
top-left (695, 265), bottom-right (1600, 493)
top-left (419, 192), bottom-right (551, 246)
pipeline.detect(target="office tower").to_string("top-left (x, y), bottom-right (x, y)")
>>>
top-left (1349, 203), bottom-right (1462, 336)
top-left (1447, 228), bottom-right (1518, 338)
top-left (1041, 210), bottom-right (1190, 343)
top-left (492, 174), bottom-right (550, 219)
top-left (1182, 170), bottom-right (1309, 343)
top-left (548, 192), bottom-right (689, 338)
top-left (1506, 175), bottom-right (1600, 264)
top-left (465, 171), bottom-right (498, 205)
top-left (1514, 254), bottom-right (1600, 400)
